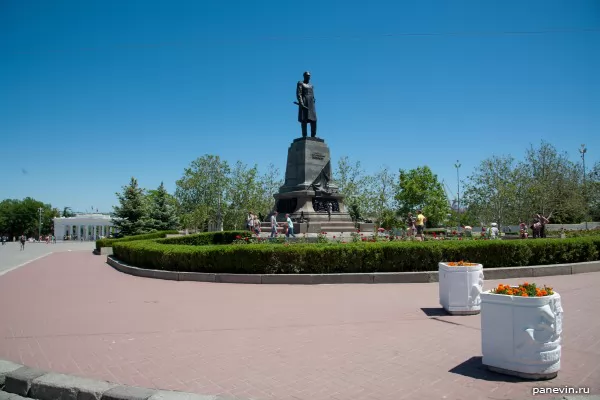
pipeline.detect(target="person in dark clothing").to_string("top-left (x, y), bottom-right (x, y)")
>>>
top-left (296, 71), bottom-right (317, 137)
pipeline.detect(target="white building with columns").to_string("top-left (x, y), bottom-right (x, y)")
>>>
top-left (53, 214), bottom-right (117, 241)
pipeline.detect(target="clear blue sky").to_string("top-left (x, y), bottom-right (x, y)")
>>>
top-left (1, 0), bottom-right (598, 213)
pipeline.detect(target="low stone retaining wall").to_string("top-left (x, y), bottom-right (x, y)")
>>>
top-left (106, 256), bottom-right (600, 285)
top-left (0, 359), bottom-right (234, 400)
top-left (92, 247), bottom-right (113, 256)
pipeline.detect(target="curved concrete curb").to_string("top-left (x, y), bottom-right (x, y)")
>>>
top-left (0, 359), bottom-right (240, 400)
top-left (106, 256), bottom-right (600, 284)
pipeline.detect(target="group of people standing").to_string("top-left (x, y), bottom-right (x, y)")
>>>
top-left (519, 213), bottom-right (551, 239)
top-left (245, 212), bottom-right (262, 235)
top-left (247, 211), bottom-right (296, 239)
top-left (405, 210), bottom-right (427, 240)
top-left (1, 234), bottom-right (56, 250)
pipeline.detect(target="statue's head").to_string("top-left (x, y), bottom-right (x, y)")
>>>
top-left (303, 71), bottom-right (311, 82)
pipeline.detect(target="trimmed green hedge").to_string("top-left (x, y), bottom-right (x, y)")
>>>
top-left (112, 237), bottom-right (600, 274)
top-left (96, 230), bottom-right (179, 251)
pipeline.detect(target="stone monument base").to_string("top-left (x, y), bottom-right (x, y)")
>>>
top-left (273, 189), bottom-right (355, 233)
top-left (265, 135), bottom-right (360, 233)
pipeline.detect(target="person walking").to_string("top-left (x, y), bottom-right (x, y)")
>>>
top-left (406, 212), bottom-right (415, 237)
top-left (246, 211), bottom-right (253, 231)
top-left (415, 210), bottom-right (426, 240)
top-left (248, 212), bottom-right (256, 233)
top-left (285, 213), bottom-right (296, 239)
top-left (270, 211), bottom-right (279, 238)
top-left (537, 213), bottom-right (550, 238)
top-left (20, 234), bottom-right (26, 250)
top-left (489, 223), bottom-right (499, 239)
top-left (254, 216), bottom-right (261, 236)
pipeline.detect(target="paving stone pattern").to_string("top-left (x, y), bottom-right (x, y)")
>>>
top-left (0, 251), bottom-right (599, 399)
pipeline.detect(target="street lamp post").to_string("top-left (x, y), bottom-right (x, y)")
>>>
top-left (455, 161), bottom-right (461, 233)
top-left (38, 207), bottom-right (43, 241)
top-left (580, 144), bottom-right (587, 230)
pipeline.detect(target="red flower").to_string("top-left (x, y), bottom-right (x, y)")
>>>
top-left (333, 235), bottom-right (336, 238)
top-left (236, 235), bottom-right (241, 239)
top-left (433, 232), bottom-right (437, 238)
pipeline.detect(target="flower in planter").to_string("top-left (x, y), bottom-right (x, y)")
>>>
top-left (492, 282), bottom-right (554, 297)
top-left (446, 261), bottom-right (478, 267)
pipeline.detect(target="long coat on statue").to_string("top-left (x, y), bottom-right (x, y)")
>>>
top-left (297, 81), bottom-right (317, 122)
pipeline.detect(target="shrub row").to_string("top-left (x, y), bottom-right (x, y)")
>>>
top-left (565, 229), bottom-right (600, 238)
top-left (112, 236), bottom-right (600, 274)
top-left (96, 230), bottom-right (179, 251)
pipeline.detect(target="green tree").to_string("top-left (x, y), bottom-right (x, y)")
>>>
top-left (146, 182), bottom-right (179, 231)
top-left (519, 141), bottom-right (585, 223)
top-left (395, 166), bottom-right (449, 227)
top-left (62, 207), bottom-right (76, 218)
top-left (333, 156), bottom-right (371, 222)
top-left (259, 163), bottom-right (283, 216)
top-left (586, 161), bottom-right (600, 222)
top-left (462, 155), bottom-right (521, 227)
top-left (0, 198), bottom-right (58, 238)
top-left (378, 209), bottom-right (401, 231)
top-left (175, 155), bottom-right (230, 231)
top-left (112, 177), bottom-right (148, 236)
top-left (368, 166), bottom-right (398, 227)
top-left (225, 161), bottom-right (264, 229)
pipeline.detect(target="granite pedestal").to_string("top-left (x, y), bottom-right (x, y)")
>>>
top-left (271, 137), bottom-right (355, 232)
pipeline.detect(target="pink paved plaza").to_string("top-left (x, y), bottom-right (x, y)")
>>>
top-left (0, 250), bottom-right (598, 400)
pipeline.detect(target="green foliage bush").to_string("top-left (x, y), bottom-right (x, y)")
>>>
top-left (424, 228), bottom-right (447, 234)
top-left (564, 229), bottom-right (600, 238)
top-left (96, 230), bottom-right (179, 251)
top-left (111, 237), bottom-right (600, 274)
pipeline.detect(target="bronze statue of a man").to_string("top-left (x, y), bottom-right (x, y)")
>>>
top-left (297, 71), bottom-right (317, 137)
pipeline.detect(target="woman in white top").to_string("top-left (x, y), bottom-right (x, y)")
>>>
top-left (247, 212), bottom-right (254, 231)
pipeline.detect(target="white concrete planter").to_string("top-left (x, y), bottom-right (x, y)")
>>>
top-left (438, 262), bottom-right (484, 315)
top-left (481, 290), bottom-right (562, 379)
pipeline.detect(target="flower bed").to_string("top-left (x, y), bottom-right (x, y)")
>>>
top-left (492, 282), bottom-right (554, 297)
top-left (445, 261), bottom-right (479, 267)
